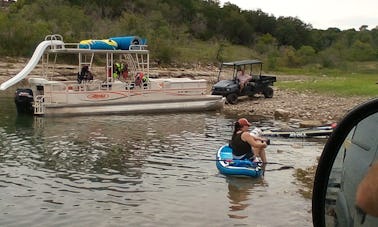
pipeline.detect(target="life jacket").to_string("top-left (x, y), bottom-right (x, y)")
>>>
top-left (113, 63), bottom-right (124, 79)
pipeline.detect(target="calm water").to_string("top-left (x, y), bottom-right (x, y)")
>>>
top-left (0, 96), bottom-right (325, 226)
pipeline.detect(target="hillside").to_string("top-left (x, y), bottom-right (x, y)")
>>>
top-left (0, 0), bottom-right (377, 69)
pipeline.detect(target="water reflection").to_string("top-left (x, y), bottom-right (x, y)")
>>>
top-left (227, 177), bottom-right (267, 219)
top-left (3, 113), bottom-right (210, 173)
top-left (0, 108), bottom-right (234, 225)
top-left (0, 96), bottom-right (325, 226)
top-left (14, 114), bottom-right (34, 128)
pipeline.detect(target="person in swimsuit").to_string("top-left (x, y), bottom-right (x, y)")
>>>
top-left (229, 118), bottom-right (267, 163)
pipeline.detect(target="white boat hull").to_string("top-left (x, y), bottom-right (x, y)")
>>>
top-left (42, 95), bottom-right (224, 116)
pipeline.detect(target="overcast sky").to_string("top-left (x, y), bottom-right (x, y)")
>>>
top-left (219, 0), bottom-right (377, 30)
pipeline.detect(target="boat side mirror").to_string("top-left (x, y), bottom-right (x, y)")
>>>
top-left (312, 98), bottom-right (378, 226)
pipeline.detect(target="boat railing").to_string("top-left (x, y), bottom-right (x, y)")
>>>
top-left (46, 41), bottom-right (149, 53)
top-left (42, 34), bottom-right (150, 53)
top-left (45, 34), bottom-right (63, 42)
top-left (48, 80), bottom-right (136, 92)
top-left (41, 78), bottom-right (206, 101)
top-left (129, 45), bottom-right (148, 51)
top-left (44, 34), bottom-right (65, 51)
top-left (63, 42), bottom-right (83, 49)
top-left (41, 79), bottom-right (153, 105)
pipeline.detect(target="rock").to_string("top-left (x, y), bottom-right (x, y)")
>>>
top-left (292, 143), bottom-right (304, 149)
top-left (274, 109), bottom-right (290, 121)
top-left (299, 120), bottom-right (323, 128)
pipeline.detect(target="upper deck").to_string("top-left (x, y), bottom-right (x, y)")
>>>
top-left (43, 34), bottom-right (149, 54)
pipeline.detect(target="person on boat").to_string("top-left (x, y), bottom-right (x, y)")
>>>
top-left (77, 65), bottom-right (93, 84)
top-left (113, 62), bottom-right (126, 80)
top-left (236, 68), bottom-right (252, 92)
top-left (229, 118), bottom-right (267, 163)
top-left (122, 63), bottom-right (129, 80)
top-left (135, 72), bottom-right (149, 87)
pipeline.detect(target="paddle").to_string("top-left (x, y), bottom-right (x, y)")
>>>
top-left (264, 165), bottom-right (294, 171)
top-left (168, 157), bottom-right (295, 171)
top-left (260, 161), bottom-right (292, 165)
top-left (271, 142), bottom-right (322, 146)
top-left (192, 158), bottom-right (294, 168)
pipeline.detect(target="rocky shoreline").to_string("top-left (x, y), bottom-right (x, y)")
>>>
top-left (0, 59), bottom-right (369, 126)
top-left (147, 67), bottom-right (369, 126)
top-left (221, 87), bottom-right (368, 124)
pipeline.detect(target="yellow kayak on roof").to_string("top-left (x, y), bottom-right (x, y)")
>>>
top-left (79, 39), bottom-right (118, 50)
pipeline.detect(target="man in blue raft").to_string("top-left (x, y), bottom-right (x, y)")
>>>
top-left (229, 118), bottom-right (268, 164)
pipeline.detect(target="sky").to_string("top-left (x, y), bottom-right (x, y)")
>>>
top-left (219, 0), bottom-right (378, 30)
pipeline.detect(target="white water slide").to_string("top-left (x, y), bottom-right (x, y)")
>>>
top-left (0, 40), bottom-right (64, 91)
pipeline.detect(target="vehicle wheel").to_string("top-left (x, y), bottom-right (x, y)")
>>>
top-left (226, 93), bottom-right (238, 104)
top-left (263, 87), bottom-right (273, 98)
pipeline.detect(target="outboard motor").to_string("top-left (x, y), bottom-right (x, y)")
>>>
top-left (14, 88), bottom-right (34, 114)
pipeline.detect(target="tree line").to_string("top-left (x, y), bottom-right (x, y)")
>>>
top-left (0, 0), bottom-right (377, 69)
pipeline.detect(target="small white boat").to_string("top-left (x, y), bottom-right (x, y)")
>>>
top-left (1, 34), bottom-right (224, 116)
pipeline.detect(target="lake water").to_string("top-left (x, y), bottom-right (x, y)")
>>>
top-left (0, 96), bottom-right (325, 226)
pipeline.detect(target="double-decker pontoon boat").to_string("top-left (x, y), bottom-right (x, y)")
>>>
top-left (0, 34), bottom-right (224, 116)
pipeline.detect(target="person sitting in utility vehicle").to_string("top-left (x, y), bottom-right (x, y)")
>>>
top-left (237, 68), bottom-right (252, 91)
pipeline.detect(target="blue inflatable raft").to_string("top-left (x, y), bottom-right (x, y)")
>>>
top-left (109, 36), bottom-right (145, 50)
top-left (216, 145), bottom-right (263, 178)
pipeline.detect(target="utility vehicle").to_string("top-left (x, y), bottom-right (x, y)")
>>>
top-left (211, 59), bottom-right (276, 104)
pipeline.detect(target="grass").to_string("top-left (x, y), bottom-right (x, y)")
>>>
top-left (276, 72), bottom-right (378, 97)
top-left (271, 61), bottom-right (378, 97)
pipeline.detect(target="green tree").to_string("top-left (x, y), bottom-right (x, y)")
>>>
top-left (273, 16), bottom-right (312, 49)
top-left (348, 40), bottom-right (376, 61)
top-left (297, 45), bottom-right (316, 65)
top-left (255, 33), bottom-right (277, 54)
top-left (0, 0), bottom-right (377, 65)
top-left (245, 9), bottom-right (276, 35)
top-left (280, 46), bottom-right (300, 67)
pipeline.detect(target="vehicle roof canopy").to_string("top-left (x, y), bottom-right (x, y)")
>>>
top-left (221, 59), bottom-right (262, 67)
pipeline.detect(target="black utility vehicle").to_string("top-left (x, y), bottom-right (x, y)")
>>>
top-left (211, 60), bottom-right (276, 104)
